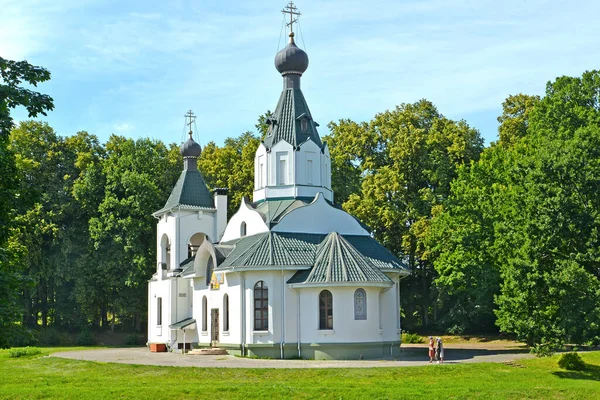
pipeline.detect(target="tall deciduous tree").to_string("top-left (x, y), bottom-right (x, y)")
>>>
top-left (198, 131), bottom-right (260, 216)
top-left (83, 135), bottom-right (180, 330)
top-left (430, 71), bottom-right (600, 348)
top-left (0, 57), bottom-right (53, 347)
top-left (328, 100), bottom-right (483, 330)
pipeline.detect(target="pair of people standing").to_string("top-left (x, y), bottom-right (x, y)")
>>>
top-left (428, 336), bottom-right (444, 363)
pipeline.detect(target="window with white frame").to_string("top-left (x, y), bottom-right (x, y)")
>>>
top-left (254, 281), bottom-right (268, 330)
top-left (319, 290), bottom-right (333, 330)
top-left (223, 294), bottom-right (229, 332)
top-left (157, 297), bottom-right (162, 326)
top-left (202, 296), bottom-right (208, 331)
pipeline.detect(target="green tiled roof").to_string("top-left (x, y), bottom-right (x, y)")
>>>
top-left (154, 170), bottom-right (214, 215)
top-left (263, 88), bottom-right (323, 150)
top-left (180, 256), bottom-right (195, 276)
top-left (287, 232), bottom-right (392, 285)
top-left (217, 232), bottom-right (409, 281)
top-left (252, 199), bottom-right (309, 228)
top-left (218, 232), bottom-right (319, 269)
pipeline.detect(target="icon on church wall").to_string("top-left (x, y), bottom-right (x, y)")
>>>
top-left (210, 272), bottom-right (224, 290)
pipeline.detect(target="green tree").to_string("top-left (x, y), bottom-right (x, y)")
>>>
top-left (430, 71), bottom-right (600, 347)
top-left (0, 57), bottom-right (53, 347)
top-left (323, 120), bottom-right (363, 205)
top-left (328, 100), bottom-right (483, 330)
top-left (497, 94), bottom-right (540, 146)
top-left (494, 72), bottom-right (600, 350)
top-left (198, 131), bottom-right (260, 216)
top-left (82, 135), bottom-right (180, 330)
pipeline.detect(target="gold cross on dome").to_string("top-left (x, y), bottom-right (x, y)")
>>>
top-left (184, 110), bottom-right (196, 138)
top-left (282, 1), bottom-right (301, 34)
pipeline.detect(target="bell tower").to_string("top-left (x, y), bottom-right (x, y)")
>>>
top-left (252, 1), bottom-right (333, 203)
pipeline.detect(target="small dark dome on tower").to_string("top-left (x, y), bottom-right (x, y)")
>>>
top-left (180, 137), bottom-right (201, 158)
top-left (275, 33), bottom-right (309, 75)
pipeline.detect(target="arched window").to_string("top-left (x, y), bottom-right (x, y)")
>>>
top-left (160, 234), bottom-right (170, 270)
top-left (319, 290), bottom-right (333, 330)
top-left (202, 296), bottom-right (208, 332)
top-left (240, 222), bottom-right (247, 237)
top-left (354, 288), bottom-right (367, 320)
top-left (187, 232), bottom-right (205, 259)
top-left (223, 294), bottom-right (229, 332)
top-left (205, 257), bottom-right (214, 287)
top-left (254, 281), bottom-right (268, 330)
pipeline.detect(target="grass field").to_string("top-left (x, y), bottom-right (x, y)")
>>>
top-left (0, 348), bottom-right (599, 399)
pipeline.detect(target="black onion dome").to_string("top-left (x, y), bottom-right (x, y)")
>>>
top-left (275, 34), bottom-right (309, 75)
top-left (180, 137), bottom-right (201, 157)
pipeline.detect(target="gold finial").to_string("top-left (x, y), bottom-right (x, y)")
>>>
top-left (282, 1), bottom-right (301, 37)
top-left (184, 109), bottom-right (196, 139)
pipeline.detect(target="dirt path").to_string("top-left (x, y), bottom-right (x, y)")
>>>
top-left (51, 346), bottom-right (534, 369)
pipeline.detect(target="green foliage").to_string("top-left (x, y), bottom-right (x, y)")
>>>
top-left (401, 331), bottom-right (424, 344)
top-left (7, 346), bottom-right (41, 358)
top-left (76, 330), bottom-right (96, 346)
top-left (558, 352), bottom-right (586, 371)
top-left (198, 131), bottom-right (260, 216)
top-left (328, 100), bottom-right (483, 331)
top-left (430, 70), bottom-right (600, 347)
top-left (0, 57), bottom-right (53, 348)
top-left (497, 94), bottom-right (540, 146)
top-left (124, 333), bottom-right (144, 346)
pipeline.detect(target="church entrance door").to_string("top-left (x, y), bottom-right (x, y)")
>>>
top-left (211, 308), bottom-right (219, 346)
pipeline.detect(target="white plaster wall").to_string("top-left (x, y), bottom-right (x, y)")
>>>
top-left (296, 140), bottom-right (322, 186)
top-left (380, 279), bottom-right (402, 342)
top-left (147, 278), bottom-right (174, 344)
top-left (297, 286), bottom-right (391, 343)
top-left (156, 215), bottom-right (176, 273)
top-left (177, 211), bottom-right (217, 262)
top-left (156, 210), bottom-right (217, 274)
top-left (254, 144), bottom-right (267, 190)
top-left (273, 194), bottom-right (369, 236)
top-left (220, 200), bottom-right (269, 242)
top-left (214, 194), bottom-right (228, 242)
top-left (268, 141), bottom-right (294, 186)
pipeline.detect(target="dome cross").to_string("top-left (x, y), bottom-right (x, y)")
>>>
top-left (184, 109), bottom-right (196, 139)
top-left (282, 1), bottom-right (301, 35)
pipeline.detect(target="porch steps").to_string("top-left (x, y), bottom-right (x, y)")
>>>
top-left (188, 348), bottom-right (229, 356)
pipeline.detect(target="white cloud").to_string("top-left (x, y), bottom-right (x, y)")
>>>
top-left (114, 122), bottom-right (134, 133)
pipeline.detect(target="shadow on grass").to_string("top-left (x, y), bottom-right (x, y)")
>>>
top-left (552, 364), bottom-right (600, 381)
top-left (399, 347), bottom-right (530, 362)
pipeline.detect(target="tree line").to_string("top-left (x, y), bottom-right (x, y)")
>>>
top-left (1, 56), bottom-right (599, 352)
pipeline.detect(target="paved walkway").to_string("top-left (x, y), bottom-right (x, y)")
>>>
top-left (51, 345), bottom-right (534, 369)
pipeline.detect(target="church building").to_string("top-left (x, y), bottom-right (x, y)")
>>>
top-left (147, 3), bottom-right (410, 360)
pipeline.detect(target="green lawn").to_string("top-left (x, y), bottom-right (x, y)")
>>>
top-left (0, 348), bottom-right (599, 399)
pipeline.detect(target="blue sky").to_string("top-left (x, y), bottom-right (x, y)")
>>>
top-left (2, 0), bottom-right (599, 146)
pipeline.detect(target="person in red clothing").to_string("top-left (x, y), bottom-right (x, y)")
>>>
top-left (428, 336), bottom-right (435, 363)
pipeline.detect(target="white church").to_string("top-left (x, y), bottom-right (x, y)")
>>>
top-left (147, 4), bottom-right (410, 360)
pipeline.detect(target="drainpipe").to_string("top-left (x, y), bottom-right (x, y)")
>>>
top-left (280, 266), bottom-right (285, 359)
top-left (291, 287), bottom-right (301, 358)
top-left (174, 212), bottom-right (179, 349)
top-left (234, 269), bottom-right (246, 356)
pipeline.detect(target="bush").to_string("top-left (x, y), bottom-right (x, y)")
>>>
top-left (558, 352), bottom-right (586, 371)
top-left (76, 330), bottom-right (95, 346)
top-left (38, 328), bottom-right (66, 346)
top-left (8, 347), bottom-right (42, 358)
top-left (401, 331), bottom-right (424, 344)
top-left (125, 333), bottom-right (144, 346)
top-left (7, 327), bottom-right (38, 348)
